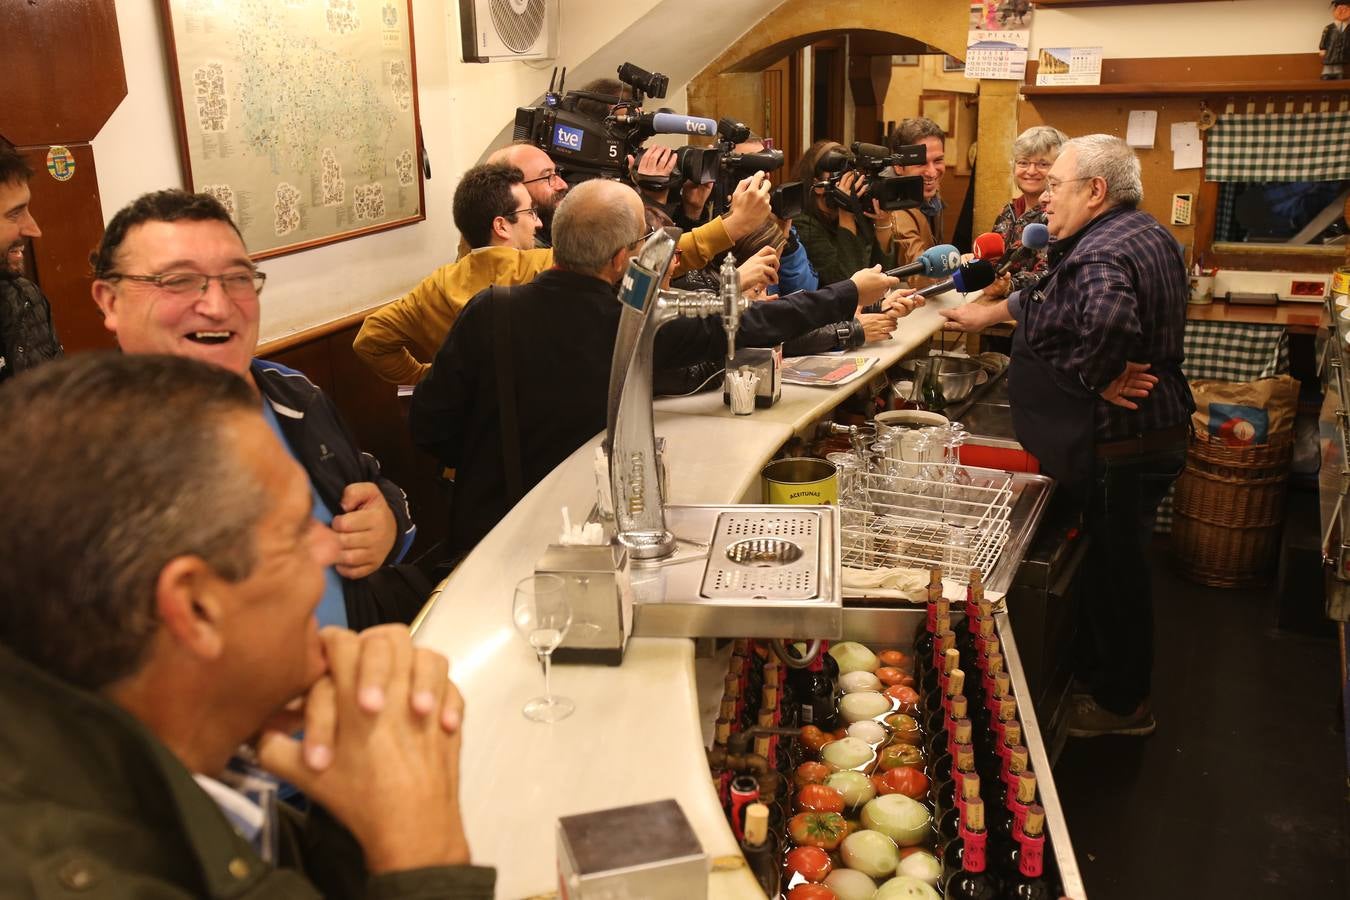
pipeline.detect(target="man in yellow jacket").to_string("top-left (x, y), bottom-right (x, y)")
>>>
top-left (353, 163), bottom-right (774, 386)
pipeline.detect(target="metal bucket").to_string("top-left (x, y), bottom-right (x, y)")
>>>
top-left (762, 457), bottom-right (837, 506)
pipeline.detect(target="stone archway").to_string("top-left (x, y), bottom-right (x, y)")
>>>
top-left (687, 0), bottom-right (1017, 242)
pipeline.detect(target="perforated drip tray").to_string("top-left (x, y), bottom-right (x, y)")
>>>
top-left (629, 504), bottom-right (841, 640)
top-left (701, 510), bottom-right (821, 600)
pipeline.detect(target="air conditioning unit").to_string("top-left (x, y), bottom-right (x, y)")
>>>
top-left (460, 0), bottom-right (558, 63)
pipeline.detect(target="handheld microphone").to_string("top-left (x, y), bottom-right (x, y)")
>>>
top-left (915, 259), bottom-right (997, 299)
top-left (972, 232), bottom-right (1006, 261)
top-left (884, 244), bottom-right (961, 279)
top-left (994, 222), bottom-right (1050, 275)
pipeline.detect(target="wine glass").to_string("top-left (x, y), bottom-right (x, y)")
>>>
top-left (512, 574), bottom-right (574, 723)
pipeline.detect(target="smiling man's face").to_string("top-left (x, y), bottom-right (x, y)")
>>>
top-left (92, 219), bottom-right (260, 378)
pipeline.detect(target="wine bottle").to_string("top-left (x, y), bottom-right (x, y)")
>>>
top-left (935, 740), bottom-right (978, 825)
top-left (965, 569), bottom-right (985, 625)
top-left (992, 772), bottom-right (1038, 846)
top-left (1000, 805), bottom-right (1052, 900)
top-left (972, 660), bottom-right (1007, 739)
top-left (739, 802), bottom-right (781, 899)
top-left (914, 570), bottom-right (946, 674)
top-left (929, 718), bottom-right (972, 801)
top-left (926, 668), bottom-right (966, 737)
top-left (791, 648), bottom-right (839, 730)
top-left (926, 694), bottom-right (970, 761)
top-left (997, 745), bottom-right (1029, 812)
top-left (922, 623), bottom-right (956, 702)
top-left (944, 798), bottom-right (999, 899)
top-left (923, 357), bottom-right (948, 411)
top-left (936, 766), bottom-right (981, 849)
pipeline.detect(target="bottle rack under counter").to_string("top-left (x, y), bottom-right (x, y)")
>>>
top-left (705, 580), bottom-right (1087, 899)
top-left (1318, 291), bottom-right (1350, 617)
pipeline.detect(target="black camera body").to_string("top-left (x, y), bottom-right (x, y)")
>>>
top-left (818, 141), bottom-right (928, 213)
top-left (514, 63), bottom-right (674, 182)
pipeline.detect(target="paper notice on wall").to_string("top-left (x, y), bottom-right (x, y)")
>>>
top-left (964, 30), bottom-right (1030, 81)
top-left (1171, 121), bottom-right (1203, 170)
top-left (1126, 110), bottom-right (1158, 149)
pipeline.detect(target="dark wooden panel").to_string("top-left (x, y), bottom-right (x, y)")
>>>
top-left (17, 143), bottom-right (117, 356)
top-left (0, 0), bottom-right (126, 144)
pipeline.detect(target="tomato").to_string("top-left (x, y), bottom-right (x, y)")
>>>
top-left (787, 884), bottom-right (838, 900)
top-left (883, 713), bottom-right (923, 746)
top-left (884, 684), bottom-right (922, 714)
top-left (794, 761), bottom-right (832, 788)
top-left (874, 765), bottom-right (929, 799)
top-left (800, 725), bottom-right (832, 753)
top-left (788, 812), bottom-right (849, 850)
top-left (797, 783), bottom-right (846, 814)
top-left (875, 666), bottom-right (905, 686)
top-left (785, 845), bottom-right (833, 882)
top-left (877, 742), bottom-right (925, 770)
top-left (878, 649), bottom-right (909, 669)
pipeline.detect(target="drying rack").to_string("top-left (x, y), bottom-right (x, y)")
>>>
top-left (839, 462), bottom-right (1014, 584)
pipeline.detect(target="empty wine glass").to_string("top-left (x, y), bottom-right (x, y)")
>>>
top-left (512, 574), bottom-right (574, 723)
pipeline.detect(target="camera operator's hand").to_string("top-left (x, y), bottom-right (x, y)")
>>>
top-left (258, 626), bottom-right (472, 875)
top-left (884, 288), bottom-right (925, 318)
top-left (737, 245), bottom-right (780, 295)
top-left (859, 311), bottom-right (900, 344)
top-left (850, 264), bottom-right (900, 309)
top-left (629, 146), bottom-right (677, 205)
top-left (836, 171), bottom-right (867, 234)
top-left (863, 198), bottom-right (895, 252)
top-left (682, 181), bottom-right (714, 224)
top-left (722, 171), bottom-right (773, 241)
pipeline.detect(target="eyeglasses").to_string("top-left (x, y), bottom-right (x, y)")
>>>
top-left (1014, 159), bottom-right (1054, 172)
top-left (1043, 176), bottom-right (1092, 196)
top-left (102, 270), bottom-right (267, 298)
top-left (628, 228), bottom-right (658, 251)
top-left (522, 169), bottom-right (566, 187)
top-left (505, 206), bottom-right (540, 222)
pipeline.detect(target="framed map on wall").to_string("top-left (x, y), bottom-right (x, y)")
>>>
top-left (158, 0), bottom-right (425, 259)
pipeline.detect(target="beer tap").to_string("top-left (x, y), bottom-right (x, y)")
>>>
top-left (606, 230), bottom-right (746, 560)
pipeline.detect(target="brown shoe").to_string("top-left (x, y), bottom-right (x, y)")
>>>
top-left (1066, 696), bottom-right (1156, 738)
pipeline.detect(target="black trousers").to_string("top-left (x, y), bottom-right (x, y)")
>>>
top-left (1073, 444), bottom-right (1188, 715)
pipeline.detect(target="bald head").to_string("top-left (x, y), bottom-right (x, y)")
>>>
top-left (490, 143), bottom-right (566, 225)
top-left (551, 180), bottom-right (644, 279)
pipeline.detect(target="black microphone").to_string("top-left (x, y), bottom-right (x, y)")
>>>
top-left (915, 260), bottom-right (997, 299)
top-left (994, 222), bottom-right (1050, 276)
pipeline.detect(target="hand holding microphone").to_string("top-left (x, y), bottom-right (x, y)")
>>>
top-left (993, 222), bottom-right (1050, 275)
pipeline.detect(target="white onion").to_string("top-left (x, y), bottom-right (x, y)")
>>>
top-left (820, 737), bottom-right (875, 771)
top-left (839, 670), bottom-right (883, 693)
top-left (896, 849), bottom-right (943, 886)
top-left (840, 829), bottom-right (900, 879)
top-left (829, 641), bottom-right (880, 674)
top-left (824, 868), bottom-right (878, 900)
top-left (846, 720), bottom-right (887, 745)
top-left (839, 691), bottom-right (890, 723)
top-left (861, 794), bottom-right (932, 846)
top-left (875, 874), bottom-right (942, 900)
top-left (825, 770), bottom-right (877, 808)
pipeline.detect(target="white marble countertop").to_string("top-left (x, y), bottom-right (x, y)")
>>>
top-left (412, 293), bottom-right (961, 899)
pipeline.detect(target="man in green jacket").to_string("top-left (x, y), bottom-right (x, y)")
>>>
top-left (0, 353), bottom-right (495, 898)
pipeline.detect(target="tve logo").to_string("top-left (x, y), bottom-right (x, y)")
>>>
top-left (552, 124), bottom-right (583, 151)
top-left (685, 120), bottom-right (710, 135)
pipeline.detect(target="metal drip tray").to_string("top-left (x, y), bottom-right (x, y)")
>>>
top-left (630, 505), bottom-right (841, 640)
top-left (703, 510), bottom-right (820, 600)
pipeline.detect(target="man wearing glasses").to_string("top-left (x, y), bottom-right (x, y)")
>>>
top-left (91, 190), bottom-right (416, 632)
top-left (941, 134), bottom-right (1192, 740)
top-left (487, 143), bottom-right (568, 247)
top-left (356, 163), bottom-right (551, 385)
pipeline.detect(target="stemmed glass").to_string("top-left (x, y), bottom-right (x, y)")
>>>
top-left (512, 574), bottom-right (574, 723)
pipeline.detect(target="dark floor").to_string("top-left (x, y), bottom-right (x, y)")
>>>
top-left (1052, 527), bottom-right (1349, 899)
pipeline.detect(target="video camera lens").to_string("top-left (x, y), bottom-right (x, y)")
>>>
top-left (617, 62), bottom-right (669, 100)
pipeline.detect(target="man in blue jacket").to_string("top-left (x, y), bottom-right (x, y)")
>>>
top-left (91, 190), bottom-right (417, 630)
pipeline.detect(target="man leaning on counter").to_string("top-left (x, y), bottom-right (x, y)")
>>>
top-left (942, 133), bottom-right (1194, 740)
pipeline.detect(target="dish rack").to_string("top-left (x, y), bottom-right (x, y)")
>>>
top-left (839, 463), bottom-right (1014, 584)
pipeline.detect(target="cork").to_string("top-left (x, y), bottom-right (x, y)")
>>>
top-left (1008, 745), bottom-right (1029, 774)
top-left (944, 647), bottom-right (961, 672)
top-left (724, 675), bottom-right (740, 698)
top-left (715, 719), bottom-right (731, 745)
top-left (947, 669), bottom-right (965, 697)
top-left (935, 597), bottom-right (950, 617)
top-left (1023, 805), bottom-right (1045, 837)
top-left (964, 797), bottom-right (986, 830)
top-left (758, 710), bottom-right (775, 729)
top-left (987, 653), bottom-right (1004, 676)
top-left (1017, 772), bottom-right (1038, 804)
top-left (754, 735), bottom-right (771, 758)
top-left (720, 699), bottom-right (737, 720)
top-left (938, 630), bottom-right (956, 654)
top-left (957, 743), bottom-right (977, 771)
top-left (1003, 721), bottom-right (1023, 747)
top-left (961, 771), bottom-right (981, 798)
top-left (744, 802), bottom-right (770, 845)
top-left (954, 718), bottom-right (973, 744)
top-left (995, 671), bottom-right (1012, 696)
top-left (978, 617), bottom-right (995, 638)
top-left (951, 695), bottom-right (969, 719)
top-left (998, 696), bottom-right (1018, 721)
top-left (762, 685), bottom-right (779, 709)
top-left (931, 565), bottom-right (944, 584)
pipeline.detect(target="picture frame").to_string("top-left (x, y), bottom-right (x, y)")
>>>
top-left (919, 94), bottom-right (955, 136)
top-left (943, 55), bottom-right (966, 73)
top-left (157, 0), bottom-right (426, 260)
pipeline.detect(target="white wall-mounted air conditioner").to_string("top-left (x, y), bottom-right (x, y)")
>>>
top-left (460, 0), bottom-right (558, 63)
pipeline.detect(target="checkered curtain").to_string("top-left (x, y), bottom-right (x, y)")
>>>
top-left (1205, 110), bottom-right (1350, 182)
top-left (1213, 182), bottom-right (1239, 241)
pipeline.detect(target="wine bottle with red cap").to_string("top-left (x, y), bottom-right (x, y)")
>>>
top-left (944, 798), bottom-right (999, 899)
top-left (999, 805), bottom-right (1052, 900)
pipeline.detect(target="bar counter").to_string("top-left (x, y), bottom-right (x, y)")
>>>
top-left (412, 293), bottom-right (969, 898)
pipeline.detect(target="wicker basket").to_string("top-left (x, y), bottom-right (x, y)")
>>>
top-left (1170, 430), bottom-right (1293, 588)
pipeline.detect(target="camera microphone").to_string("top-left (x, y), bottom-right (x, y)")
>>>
top-left (631, 112), bottom-right (719, 137)
top-left (884, 244), bottom-right (961, 279)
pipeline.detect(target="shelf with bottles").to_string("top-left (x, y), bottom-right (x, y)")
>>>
top-left (706, 567), bottom-right (1083, 899)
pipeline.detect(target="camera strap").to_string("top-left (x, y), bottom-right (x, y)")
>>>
top-left (489, 286), bottom-right (526, 504)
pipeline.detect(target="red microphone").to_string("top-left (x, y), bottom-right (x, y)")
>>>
top-left (972, 232), bottom-right (1005, 261)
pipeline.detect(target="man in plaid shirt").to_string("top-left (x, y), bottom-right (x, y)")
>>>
top-left (942, 134), bottom-right (1193, 738)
